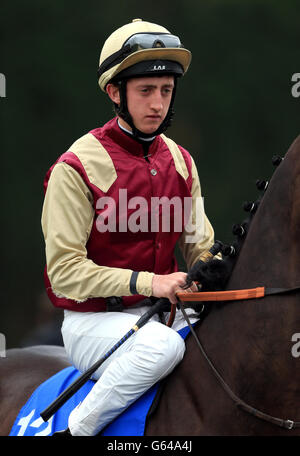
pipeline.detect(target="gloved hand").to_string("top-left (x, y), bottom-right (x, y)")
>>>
top-left (186, 258), bottom-right (232, 291)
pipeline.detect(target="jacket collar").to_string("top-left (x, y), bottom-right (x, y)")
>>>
top-left (104, 117), bottom-right (160, 159)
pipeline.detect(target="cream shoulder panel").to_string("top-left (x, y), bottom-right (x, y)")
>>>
top-left (69, 133), bottom-right (117, 193)
top-left (160, 134), bottom-right (189, 181)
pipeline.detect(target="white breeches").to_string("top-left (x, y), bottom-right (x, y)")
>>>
top-left (61, 305), bottom-right (199, 436)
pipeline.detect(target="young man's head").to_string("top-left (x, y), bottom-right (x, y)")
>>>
top-left (97, 19), bottom-right (191, 138)
top-left (106, 75), bottom-right (175, 135)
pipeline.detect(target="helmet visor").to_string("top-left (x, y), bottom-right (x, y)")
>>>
top-left (123, 33), bottom-right (183, 52)
top-left (98, 33), bottom-right (184, 78)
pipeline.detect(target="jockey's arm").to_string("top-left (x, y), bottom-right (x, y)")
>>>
top-left (41, 162), bottom-right (155, 303)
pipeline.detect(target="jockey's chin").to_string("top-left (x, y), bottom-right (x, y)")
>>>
top-left (119, 115), bottom-right (164, 136)
top-left (137, 116), bottom-right (163, 135)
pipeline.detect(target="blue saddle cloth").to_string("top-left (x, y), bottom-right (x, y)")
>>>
top-left (9, 325), bottom-right (192, 436)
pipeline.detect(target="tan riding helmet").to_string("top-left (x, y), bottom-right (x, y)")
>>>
top-left (97, 18), bottom-right (192, 91)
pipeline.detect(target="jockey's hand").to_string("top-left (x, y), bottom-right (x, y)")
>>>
top-left (152, 272), bottom-right (198, 305)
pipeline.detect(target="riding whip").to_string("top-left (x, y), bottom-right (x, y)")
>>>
top-left (40, 297), bottom-right (170, 422)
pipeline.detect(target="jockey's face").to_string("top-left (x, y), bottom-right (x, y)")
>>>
top-left (107, 75), bottom-right (175, 135)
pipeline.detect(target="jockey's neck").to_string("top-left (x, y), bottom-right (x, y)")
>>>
top-left (117, 119), bottom-right (156, 143)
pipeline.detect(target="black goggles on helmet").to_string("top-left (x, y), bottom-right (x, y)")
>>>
top-left (98, 33), bottom-right (184, 78)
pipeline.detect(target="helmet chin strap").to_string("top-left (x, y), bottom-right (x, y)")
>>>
top-left (115, 78), bottom-right (178, 139)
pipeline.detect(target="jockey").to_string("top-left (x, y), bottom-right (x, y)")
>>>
top-left (41, 19), bottom-right (217, 436)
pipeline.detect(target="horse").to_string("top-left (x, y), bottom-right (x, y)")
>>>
top-left (1, 134), bottom-right (300, 436)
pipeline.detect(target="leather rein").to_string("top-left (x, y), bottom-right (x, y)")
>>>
top-left (174, 285), bottom-right (300, 431)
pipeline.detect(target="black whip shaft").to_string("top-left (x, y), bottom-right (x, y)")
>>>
top-left (40, 298), bottom-right (168, 422)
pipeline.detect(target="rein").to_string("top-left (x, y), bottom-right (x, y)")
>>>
top-left (175, 285), bottom-right (300, 431)
top-left (177, 285), bottom-right (300, 303)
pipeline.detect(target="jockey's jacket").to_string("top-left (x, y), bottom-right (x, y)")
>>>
top-left (41, 117), bottom-right (216, 312)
